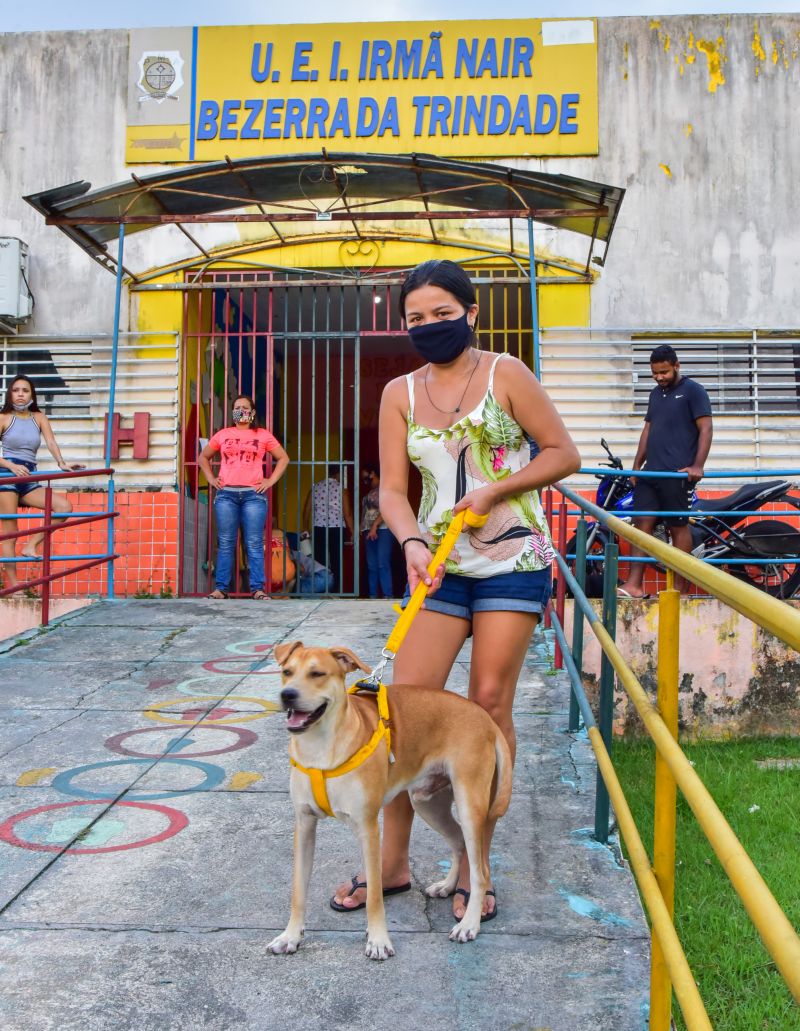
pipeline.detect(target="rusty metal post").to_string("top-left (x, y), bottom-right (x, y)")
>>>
top-left (41, 486), bottom-right (53, 627)
top-left (553, 496), bottom-right (568, 668)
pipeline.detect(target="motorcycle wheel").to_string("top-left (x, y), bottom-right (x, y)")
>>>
top-left (565, 531), bottom-right (608, 598)
top-left (726, 519), bottom-right (800, 599)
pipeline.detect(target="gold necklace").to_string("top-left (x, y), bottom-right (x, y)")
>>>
top-left (423, 351), bottom-right (480, 415)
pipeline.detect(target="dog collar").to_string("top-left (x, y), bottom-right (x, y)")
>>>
top-left (289, 680), bottom-right (392, 818)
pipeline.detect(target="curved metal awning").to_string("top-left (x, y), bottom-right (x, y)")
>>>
top-left (24, 151), bottom-right (624, 282)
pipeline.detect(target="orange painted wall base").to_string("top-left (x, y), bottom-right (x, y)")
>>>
top-left (6, 491), bottom-right (179, 599)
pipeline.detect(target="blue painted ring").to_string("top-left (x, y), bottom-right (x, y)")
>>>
top-left (52, 757), bottom-right (225, 801)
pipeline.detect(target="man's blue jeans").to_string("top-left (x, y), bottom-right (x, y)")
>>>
top-left (213, 489), bottom-right (267, 593)
top-left (365, 528), bottom-right (394, 598)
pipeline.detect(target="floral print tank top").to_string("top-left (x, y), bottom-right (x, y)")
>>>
top-left (406, 353), bottom-right (555, 577)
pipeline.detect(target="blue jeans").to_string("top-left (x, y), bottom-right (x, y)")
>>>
top-left (365, 528), bottom-right (393, 598)
top-left (213, 489), bottom-right (267, 592)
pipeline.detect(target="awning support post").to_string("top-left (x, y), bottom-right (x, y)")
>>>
top-left (105, 223), bottom-right (125, 599)
top-left (527, 217), bottom-right (541, 379)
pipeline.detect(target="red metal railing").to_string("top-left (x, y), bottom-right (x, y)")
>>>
top-left (0, 467), bottom-right (118, 626)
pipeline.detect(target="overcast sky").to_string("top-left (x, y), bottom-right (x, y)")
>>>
top-left (2, 0), bottom-right (798, 32)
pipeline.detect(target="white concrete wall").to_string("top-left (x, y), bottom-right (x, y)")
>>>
top-left (556, 15), bottom-right (800, 329)
top-left (0, 30), bottom-right (130, 333)
top-left (1, 15), bottom-right (798, 333)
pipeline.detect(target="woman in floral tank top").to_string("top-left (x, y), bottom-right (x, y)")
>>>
top-left (331, 260), bottom-right (580, 925)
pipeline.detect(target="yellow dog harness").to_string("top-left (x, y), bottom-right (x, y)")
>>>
top-left (289, 680), bottom-right (392, 818)
top-left (287, 509), bottom-right (488, 818)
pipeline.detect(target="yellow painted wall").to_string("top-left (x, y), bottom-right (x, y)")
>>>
top-left (539, 280), bottom-right (590, 328)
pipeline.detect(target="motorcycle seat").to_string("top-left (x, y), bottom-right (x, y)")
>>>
top-left (691, 480), bottom-right (790, 513)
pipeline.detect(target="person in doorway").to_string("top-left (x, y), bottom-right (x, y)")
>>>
top-left (0, 376), bottom-right (83, 590)
top-left (302, 464), bottom-right (354, 593)
top-left (198, 395), bottom-right (290, 600)
top-left (330, 259), bottom-right (580, 922)
top-left (617, 344), bottom-right (712, 598)
top-left (360, 463), bottom-right (394, 599)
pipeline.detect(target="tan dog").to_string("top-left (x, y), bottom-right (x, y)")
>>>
top-left (267, 641), bottom-right (512, 961)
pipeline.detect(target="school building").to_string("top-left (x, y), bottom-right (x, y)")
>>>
top-left (1, 14), bottom-right (798, 598)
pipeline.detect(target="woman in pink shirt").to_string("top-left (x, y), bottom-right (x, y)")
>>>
top-left (198, 395), bottom-right (289, 599)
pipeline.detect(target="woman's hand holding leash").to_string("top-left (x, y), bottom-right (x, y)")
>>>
top-left (386, 509), bottom-right (489, 657)
top-left (453, 484), bottom-right (497, 519)
top-left (404, 538), bottom-right (444, 595)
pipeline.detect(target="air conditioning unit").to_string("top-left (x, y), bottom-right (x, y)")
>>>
top-left (0, 238), bottom-right (34, 323)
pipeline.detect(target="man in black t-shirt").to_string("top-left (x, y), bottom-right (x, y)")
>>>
top-left (618, 345), bottom-right (713, 597)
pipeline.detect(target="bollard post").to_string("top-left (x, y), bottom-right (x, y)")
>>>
top-left (553, 497), bottom-right (568, 668)
top-left (544, 488), bottom-right (554, 629)
top-left (41, 486), bottom-right (53, 628)
top-left (107, 476), bottom-right (115, 599)
top-left (650, 571), bottom-right (680, 1031)
top-left (569, 517), bottom-right (588, 732)
top-left (594, 537), bottom-right (618, 843)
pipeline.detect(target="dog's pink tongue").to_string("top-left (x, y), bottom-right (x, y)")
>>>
top-left (287, 710), bottom-right (308, 730)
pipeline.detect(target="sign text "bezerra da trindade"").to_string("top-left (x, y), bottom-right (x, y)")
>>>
top-left (196, 34), bottom-right (583, 141)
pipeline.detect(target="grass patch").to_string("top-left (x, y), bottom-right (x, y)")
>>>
top-left (612, 737), bottom-right (800, 1031)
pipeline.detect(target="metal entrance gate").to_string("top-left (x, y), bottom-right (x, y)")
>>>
top-left (179, 267), bottom-right (532, 597)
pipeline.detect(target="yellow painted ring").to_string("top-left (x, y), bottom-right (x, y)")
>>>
top-left (144, 696), bottom-right (281, 726)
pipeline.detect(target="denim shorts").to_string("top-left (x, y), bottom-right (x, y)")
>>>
top-left (0, 459), bottom-right (40, 497)
top-left (402, 568), bottom-right (552, 621)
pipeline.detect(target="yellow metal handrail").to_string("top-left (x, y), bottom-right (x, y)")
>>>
top-left (555, 484), bottom-right (800, 1029)
top-left (604, 509), bottom-right (800, 651)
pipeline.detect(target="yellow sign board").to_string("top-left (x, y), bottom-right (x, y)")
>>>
top-left (126, 19), bottom-right (598, 163)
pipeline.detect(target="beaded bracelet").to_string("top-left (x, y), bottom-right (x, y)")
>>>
top-left (400, 536), bottom-right (429, 552)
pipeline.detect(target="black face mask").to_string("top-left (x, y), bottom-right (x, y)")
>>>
top-left (408, 313), bottom-right (473, 365)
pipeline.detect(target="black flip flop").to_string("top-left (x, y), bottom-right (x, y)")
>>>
top-left (453, 887), bottom-right (498, 923)
top-left (329, 874), bottom-right (412, 912)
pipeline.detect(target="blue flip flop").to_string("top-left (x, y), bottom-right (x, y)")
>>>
top-left (330, 874), bottom-right (412, 912)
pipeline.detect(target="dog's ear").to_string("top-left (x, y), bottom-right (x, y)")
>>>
top-left (329, 647), bottom-right (372, 675)
top-left (274, 641), bottom-right (303, 666)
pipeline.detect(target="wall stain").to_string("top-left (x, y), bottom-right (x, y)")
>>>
top-left (696, 37), bottom-right (727, 92)
top-left (691, 686), bottom-right (708, 719)
top-left (752, 22), bottom-right (767, 75)
top-left (743, 660), bottom-right (800, 714)
top-left (684, 123), bottom-right (694, 136)
top-left (716, 610), bottom-right (739, 644)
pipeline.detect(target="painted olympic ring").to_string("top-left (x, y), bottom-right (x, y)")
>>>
top-left (223, 639), bottom-right (275, 655)
top-left (167, 675), bottom-right (246, 698)
top-left (0, 799), bottom-right (188, 854)
top-left (144, 696), bottom-right (280, 726)
top-left (52, 757), bottom-right (225, 801)
top-left (104, 725), bottom-right (258, 759)
top-left (201, 659), bottom-right (279, 675)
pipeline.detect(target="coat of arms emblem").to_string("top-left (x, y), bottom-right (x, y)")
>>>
top-left (137, 51), bottom-right (184, 103)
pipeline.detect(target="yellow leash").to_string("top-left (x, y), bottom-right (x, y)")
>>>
top-left (289, 509), bottom-right (487, 817)
top-left (384, 508), bottom-right (488, 656)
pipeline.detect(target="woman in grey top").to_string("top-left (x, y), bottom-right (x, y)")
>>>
top-left (0, 376), bottom-right (82, 590)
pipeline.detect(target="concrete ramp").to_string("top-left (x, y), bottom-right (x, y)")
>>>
top-left (0, 600), bottom-right (649, 1031)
